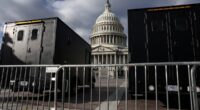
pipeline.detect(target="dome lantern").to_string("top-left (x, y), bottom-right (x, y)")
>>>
top-left (105, 0), bottom-right (111, 12)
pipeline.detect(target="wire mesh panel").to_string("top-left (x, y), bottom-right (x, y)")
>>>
top-left (0, 63), bottom-right (199, 110)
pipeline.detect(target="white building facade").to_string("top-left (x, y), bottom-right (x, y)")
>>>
top-left (90, 0), bottom-right (128, 77)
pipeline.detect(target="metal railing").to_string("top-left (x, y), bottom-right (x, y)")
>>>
top-left (0, 62), bottom-right (199, 110)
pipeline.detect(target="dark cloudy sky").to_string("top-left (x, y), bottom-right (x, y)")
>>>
top-left (0, 0), bottom-right (200, 44)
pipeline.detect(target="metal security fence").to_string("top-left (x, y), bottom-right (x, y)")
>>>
top-left (0, 62), bottom-right (199, 110)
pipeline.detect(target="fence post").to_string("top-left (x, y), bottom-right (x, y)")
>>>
top-left (191, 65), bottom-right (199, 110)
top-left (54, 66), bottom-right (61, 110)
top-left (124, 66), bottom-right (128, 110)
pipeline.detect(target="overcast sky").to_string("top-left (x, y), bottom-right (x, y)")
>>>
top-left (0, 0), bottom-right (200, 44)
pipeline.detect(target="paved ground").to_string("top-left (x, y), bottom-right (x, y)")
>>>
top-left (0, 78), bottom-right (192, 110)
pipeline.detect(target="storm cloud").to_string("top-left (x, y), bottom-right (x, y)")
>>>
top-left (0, 0), bottom-right (200, 43)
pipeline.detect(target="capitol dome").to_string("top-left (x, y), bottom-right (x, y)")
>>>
top-left (91, 0), bottom-right (127, 48)
top-left (95, 8), bottom-right (120, 24)
top-left (90, 0), bottom-right (128, 69)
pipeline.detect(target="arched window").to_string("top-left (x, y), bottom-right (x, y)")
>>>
top-left (31, 29), bottom-right (38, 40)
top-left (17, 30), bottom-right (24, 41)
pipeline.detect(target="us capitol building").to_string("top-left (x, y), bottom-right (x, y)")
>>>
top-left (90, 0), bottom-right (128, 77)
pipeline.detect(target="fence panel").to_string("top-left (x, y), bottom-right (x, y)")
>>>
top-left (0, 65), bottom-right (59, 110)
